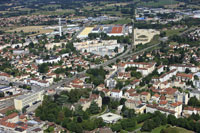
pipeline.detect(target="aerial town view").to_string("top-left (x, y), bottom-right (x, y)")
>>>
top-left (0, 0), bottom-right (200, 132)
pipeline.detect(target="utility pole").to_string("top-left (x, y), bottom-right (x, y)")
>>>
top-left (132, 8), bottom-right (136, 50)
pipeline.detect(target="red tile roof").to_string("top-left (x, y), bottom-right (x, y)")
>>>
top-left (176, 73), bottom-right (193, 79)
top-left (153, 93), bottom-right (160, 98)
top-left (160, 95), bottom-right (166, 100)
top-left (159, 100), bottom-right (168, 105)
top-left (110, 26), bottom-right (123, 34)
top-left (140, 91), bottom-right (149, 95)
top-left (111, 89), bottom-right (121, 93)
top-left (171, 102), bottom-right (182, 107)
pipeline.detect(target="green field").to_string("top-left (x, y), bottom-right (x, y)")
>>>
top-left (165, 28), bottom-right (186, 37)
top-left (138, 0), bottom-right (179, 7)
top-left (161, 126), bottom-right (193, 133)
top-left (151, 125), bottom-right (168, 133)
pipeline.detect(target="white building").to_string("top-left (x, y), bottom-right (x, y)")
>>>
top-left (99, 112), bottom-right (122, 123)
top-left (170, 64), bottom-right (199, 73)
top-left (110, 89), bottom-right (123, 99)
top-left (14, 90), bottom-right (44, 111)
top-left (190, 90), bottom-right (200, 100)
top-left (35, 56), bottom-right (61, 64)
top-left (74, 40), bottom-right (124, 57)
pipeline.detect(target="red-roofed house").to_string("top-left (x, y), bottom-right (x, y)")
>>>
top-left (170, 102), bottom-right (182, 117)
top-left (79, 94), bottom-right (102, 111)
top-left (110, 89), bottom-right (123, 98)
top-left (183, 106), bottom-right (200, 117)
top-left (151, 93), bottom-right (160, 103)
top-left (140, 92), bottom-right (151, 102)
top-left (125, 99), bottom-right (146, 114)
top-left (176, 73), bottom-right (194, 81)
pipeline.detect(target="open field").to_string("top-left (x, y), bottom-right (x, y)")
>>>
top-left (32, 9), bottom-right (74, 15)
top-left (138, 0), bottom-right (179, 7)
top-left (137, 125), bottom-right (193, 133)
top-left (160, 126), bottom-right (194, 133)
top-left (106, 2), bottom-right (130, 7)
top-left (6, 26), bottom-right (54, 35)
top-left (165, 28), bottom-right (186, 37)
top-left (151, 125), bottom-right (168, 133)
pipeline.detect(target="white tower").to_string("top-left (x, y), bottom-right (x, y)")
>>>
top-left (58, 18), bottom-right (62, 37)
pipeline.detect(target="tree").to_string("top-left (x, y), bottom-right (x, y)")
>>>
top-left (82, 120), bottom-right (95, 131)
top-left (131, 71), bottom-right (142, 79)
top-left (89, 101), bottom-right (100, 114)
top-left (188, 97), bottom-right (200, 107)
top-left (116, 81), bottom-right (123, 89)
top-left (121, 118), bottom-right (137, 131)
top-left (111, 123), bottom-right (122, 132)
top-left (114, 47), bottom-right (119, 53)
top-left (194, 75), bottom-right (199, 80)
top-left (94, 118), bottom-right (105, 128)
top-left (38, 63), bottom-right (49, 73)
top-left (122, 108), bottom-right (135, 118)
top-left (185, 68), bottom-right (191, 74)
top-left (109, 100), bottom-right (120, 110)
top-left (102, 96), bottom-right (110, 105)
top-left (120, 98), bottom-right (127, 105)
top-left (9, 82), bottom-right (13, 86)
top-left (167, 114), bottom-right (177, 126)
top-left (0, 92), bottom-right (4, 97)
top-left (45, 126), bottom-right (54, 132)
top-left (57, 111), bottom-right (65, 124)
top-left (141, 119), bottom-right (154, 132)
top-left (67, 122), bottom-right (83, 133)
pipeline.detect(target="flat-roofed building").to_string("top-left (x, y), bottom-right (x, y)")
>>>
top-left (107, 26), bottom-right (124, 36)
top-left (14, 90), bottom-right (44, 111)
top-left (77, 27), bottom-right (94, 39)
top-left (99, 112), bottom-right (122, 123)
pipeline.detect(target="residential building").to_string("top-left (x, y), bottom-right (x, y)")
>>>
top-left (14, 90), bottom-right (44, 111)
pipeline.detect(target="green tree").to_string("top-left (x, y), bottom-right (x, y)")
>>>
top-left (141, 119), bottom-right (154, 132)
top-left (194, 75), bottom-right (199, 80)
top-left (89, 101), bottom-right (100, 114)
top-left (111, 123), bottom-right (122, 132)
top-left (167, 114), bottom-right (177, 126)
top-left (185, 68), bottom-right (191, 74)
top-left (121, 118), bottom-right (137, 131)
top-left (188, 97), bottom-right (200, 107)
top-left (82, 120), bottom-right (95, 131)
top-left (0, 92), bottom-right (4, 97)
top-left (38, 63), bottom-right (49, 73)
top-left (114, 47), bottom-right (119, 53)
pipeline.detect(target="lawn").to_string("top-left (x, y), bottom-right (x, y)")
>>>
top-left (113, 19), bottom-right (132, 24)
top-left (96, 18), bottom-right (131, 25)
top-left (161, 126), bottom-right (193, 133)
top-left (165, 28), bottom-right (186, 37)
top-left (138, 125), bottom-right (193, 133)
top-left (151, 125), bottom-right (168, 133)
top-left (6, 26), bottom-right (54, 35)
top-left (146, 35), bottom-right (160, 45)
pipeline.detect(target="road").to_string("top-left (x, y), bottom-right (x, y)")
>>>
top-left (179, 26), bottom-right (200, 36)
top-left (131, 128), bottom-right (141, 133)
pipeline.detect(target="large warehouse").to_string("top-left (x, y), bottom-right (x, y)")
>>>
top-left (77, 27), bottom-right (94, 39)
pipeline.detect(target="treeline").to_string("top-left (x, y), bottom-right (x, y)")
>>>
top-left (141, 111), bottom-right (200, 132)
